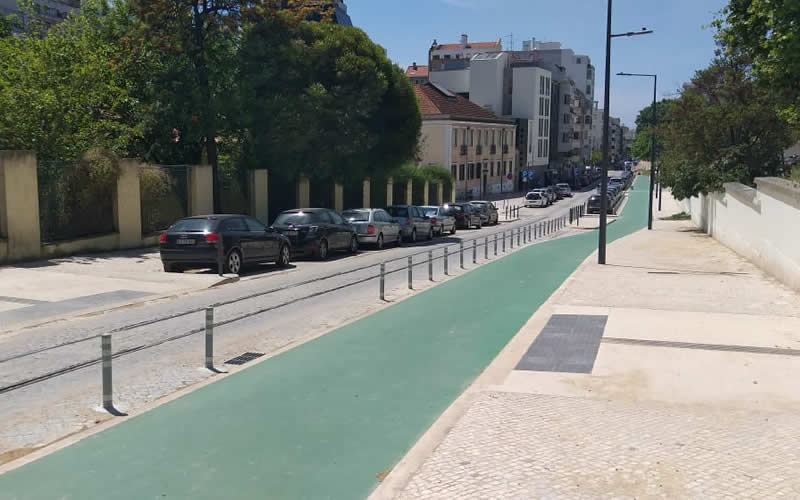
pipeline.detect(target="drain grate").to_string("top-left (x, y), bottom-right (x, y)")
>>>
top-left (602, 337), bottom-right (800, 357)
top-left (225, 352), bottom-right (266, 365)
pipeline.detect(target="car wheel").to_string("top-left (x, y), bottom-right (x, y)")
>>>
top-left (349, 236), bottom-right (359, 254)
top-left (224, 249), bottom-right (242, 275)
top-left (477, 220), bottom-right (483, 229)
top-left (411, 229), bottom-right (417, 243)
top-left (439, 224), bottom-right (445, 236)
top-left (276, 245), bottom-right (291, 267)
top-left (376, 234), bottom-right (384, 250)
top-left (396, 233), bottom-right (404, 247)
top-left (427, 227), bottom-right (434, 240)
top-left (317, 239), bottom-right (329, 260)
top-left (450, 225), bottom-right (456, 235)
top-left (163, 262), bottom-right (182, 273)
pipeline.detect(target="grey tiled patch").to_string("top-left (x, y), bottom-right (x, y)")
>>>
top-left (0, 290), bottom-right (153, 326)
top-left (515, 314), bottom-right (607, 373)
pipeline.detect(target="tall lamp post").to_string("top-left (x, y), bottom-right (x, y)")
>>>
top-left (617, 72), bottom-right (657, 230)
top-left (598, 0), bottom-right (652, 264)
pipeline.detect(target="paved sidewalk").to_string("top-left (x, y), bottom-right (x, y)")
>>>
top-left (389, 190), bottom-right (800, 499)
top-left (0, 178), bottom-right (650, 499)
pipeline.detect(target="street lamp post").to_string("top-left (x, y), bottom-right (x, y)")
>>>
top-left (617, 72), bottom-right (657, 230)
top-left (598, 0), bottom-right (652, 264)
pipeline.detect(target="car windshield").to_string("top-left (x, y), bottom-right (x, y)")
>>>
top-left (170, 219), bottom-right (214, 232)
top-left (442, 205), bottom-right (462, 214)
top-left (342, 210), bottom-right (370, 222)
top-left (274, 212), bottom-right (315, 225)
top-left (423, 208), bottom-right (439, 216)
top-left (526, 193), bottom-right (541, 199)
top-left (386, 207), bottom-right (409, 217)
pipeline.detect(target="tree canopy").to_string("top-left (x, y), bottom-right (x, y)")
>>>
top-left (658, 54), bottom-right (794, 200)
top-left (714, 0), bottom-right (800, 126)
top-left (630, 99), bottom-right (673, 161)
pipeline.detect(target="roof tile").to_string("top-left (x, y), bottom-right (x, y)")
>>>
top-left (413, 83), bottom-right (508, 122)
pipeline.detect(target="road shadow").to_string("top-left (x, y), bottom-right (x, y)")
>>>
top-left (605, 263), bottom-right (749, 276)
top-left (10, 247), bottom-right (159, 270)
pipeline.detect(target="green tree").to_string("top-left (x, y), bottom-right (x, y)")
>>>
top-left (630, 99), bottom-right (673, 160)
top-left (0, 0), bottom-right (145, 161)
top-left (715, 0), bottom-right (800, 126)
top-left (238, 14), bottom-right (420, 184)
top-left (660, 54), bottom-right (794, 199)
top-left (590, 151), bottom-right (603, 166)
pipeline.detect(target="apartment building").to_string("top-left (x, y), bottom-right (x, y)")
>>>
top-left (414, 83), bottom-right (516, 200)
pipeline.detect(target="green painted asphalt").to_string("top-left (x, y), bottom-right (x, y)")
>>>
top-left (0, 177), bottom-right (650, 500)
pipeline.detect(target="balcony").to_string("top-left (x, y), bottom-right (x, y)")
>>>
top-left (460, 145), bottom-right (468, 156)
top-left (502, 145), bottom-right (509, 154)
top-left (490, 145), bottom-right (497, 155)
top-left (476, 144), bottom-right (483, 155)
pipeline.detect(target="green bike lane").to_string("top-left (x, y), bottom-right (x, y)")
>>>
top-left (0, 177), bottom-right (650, 500)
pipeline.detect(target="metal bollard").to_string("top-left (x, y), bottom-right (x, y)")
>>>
top-left (205, 308), bottom-right (214, 370)
top-left (444, 247), bottom-right (449, 275)
top-left (503, 231), bottom-right (507, 252)
top-left (408, 256), bottom-right (413, 290)
top-left (494, 234), bottom-right (498, 255)
top-left (510, 229), bottom-right (514, 249)
top-left (472, 240), bottom-right (477, 264)
top-left (460, 241), bottom-right (465, 269)
top-left (428, 250), bottom-right (433, 281)
top-left (380, 263), bottom-right (386, 300)
top-left (517, 228), bottom-right (521, 246)
top-left (485, 236), bottom-right (489, 259)
top-left (505, 206), bottom-right (509, 219)
top-left (101, 335), bottom-right (113, 411)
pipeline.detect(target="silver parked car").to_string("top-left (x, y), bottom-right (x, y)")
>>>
top-left (421, 206), bottom-right (457, 236)
top-left (556, 183), bottom-right (573, 197)
top-left (342, 209), bottom-right (402, 249)
top-left (386, 205), bottom-right (434, 242)
top-left (525, 191), bottom-right (548, 208)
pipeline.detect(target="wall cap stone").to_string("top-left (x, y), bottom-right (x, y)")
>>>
top-left (755, 177), bottom-right (800, 210)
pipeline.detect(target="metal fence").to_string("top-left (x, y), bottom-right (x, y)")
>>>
top-left (140, 165), bottom-right (188, 236)
top-left (37, 161), bottom-right (115, 243)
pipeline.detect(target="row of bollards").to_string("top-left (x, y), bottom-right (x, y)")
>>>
top-left (99, 206), bottom-right (586, 413)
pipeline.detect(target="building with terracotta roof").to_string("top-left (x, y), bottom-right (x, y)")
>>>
top-left (414, 83), bottom-right (517, 200)
top-left (429, 34), bottom-right (502, 71)
top-left (406, 63), bottom-right (429, 85)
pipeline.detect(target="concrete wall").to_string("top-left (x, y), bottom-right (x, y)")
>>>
top-left (0, 151), bottom-right (41, 261)
top-left (429, 69), bottom-right (471, 94)
top-left (470, 53), bottom-right (507, 115)
top-left (682, 178), bottom-right (800, 291)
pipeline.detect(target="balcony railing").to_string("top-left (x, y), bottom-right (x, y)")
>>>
top-left (490, 145), bottom-right (497, 154)
top-left (460, 145), bottom-right (468, 156)
top-left (476, 144), bottom-right (483, 155)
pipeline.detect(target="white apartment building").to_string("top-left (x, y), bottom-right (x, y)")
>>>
top-left (510, 66), bottom-right (552, 171)
top-left (523, 40), bottom-right (595, 102)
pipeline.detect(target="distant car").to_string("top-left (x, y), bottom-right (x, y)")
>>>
top-left (160, 215), bottom-right (291, 274)
top-left (386, 205), bottom-right (434, 242)
top-left (545, 186), bottom-right (559, 202)
top-left (529, 188), bottom-right (551, 206)
top-left (342, 208), bottom-right (402, 249)
top-left (444, 203), bottom-right (482, 229)
top-left (272, 208), bottom-right (358, 260)
top-left (470, 201), bottom-right (499, 225)
top-left (421, 206), bottom-right (457, 236)
top-left (556, 183), bottom-right (573, 198)
top-left (525, 191), bottom-right (548, 208)
top-left (587, 194), bottom-right (614, 215)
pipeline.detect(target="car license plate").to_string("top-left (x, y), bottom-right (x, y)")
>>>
top-left (176, 238), bottom-right (195, 245)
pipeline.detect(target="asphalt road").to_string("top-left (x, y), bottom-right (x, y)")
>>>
top-left (0, 189), bottom-right (595, 455)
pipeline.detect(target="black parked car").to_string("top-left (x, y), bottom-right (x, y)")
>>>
top-left (587, 194), bottom-right (615, 214)
top-left (272, 208), bottom-right (358, 260)
top-left (443, 203), bottom-right (483, 229)
top-left (159, 215), bottom-right (291, 275)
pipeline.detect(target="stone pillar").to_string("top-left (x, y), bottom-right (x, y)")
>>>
top-left (0, 151), bottom-right (41, 261)
top-left (334, 182), bottom-right (344, 212)
top-left (387, 177), bottom-right (394, 206)
top-left (115, 159), bottom-right (143, 249)
top-left (438, 183), bottom-right (445, 205)
top-left (406, 179), bottom-right (413, 205)
top-left (423, 180), bottom-right (430, 205)
top-left (249, 169), bottom-right (269, 224)
top-left (188, 164), bottom-right (213, 215)
top-left (297, 175), bottom-right (310, 208)
top-left (362, 178), bottom-right (371, 208)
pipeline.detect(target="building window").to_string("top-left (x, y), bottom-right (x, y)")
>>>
top-left (546, 77), bottom-right (551, 95)
top-left (563, 114), bottom-right (570, 124)
top-left (564, 94), bottom-right (570, 105)
top-left (538, 118), bottom-right (543, 137)
top-left (453, 129), bottom-right (458, 147)
top-left (586, 85), bottom-right (591, 94)
top-left (537, 139), bottom-right (542, 158)
top-left (459, 164), bottom-right (465, 180)
top-left (469, 129), bottom-right (474, 146)
top-left (468, 163), bottom-right (474, 179)
top-left (562, 132), bottom-right (569, 142)
top-left (491, 130), bottom-right (496, 145)
top-left (477, 129), bottom-right (482, 146)
top-left (462, 129), bottom-right (467, 145)
top-left (545, 99), bottom-right (550, 116)
top-left (540, 75), bottom-right (545, 95)
top-left (451, 165), bottom-right (457, 178)
top-left (577, 57), bottom-right (582, 64)
top-left (539, 97), bottom-right (544, 112)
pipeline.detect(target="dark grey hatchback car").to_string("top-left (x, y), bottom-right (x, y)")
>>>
top-left (159, 215), bottom-right (292, 274)
top-left (272, 208), bottom-right (359, 260)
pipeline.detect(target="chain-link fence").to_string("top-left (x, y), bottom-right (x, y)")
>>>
top-left (38, 161), bottom-right (115, 243)
top-left (140, 165), bottom-right (188, 236)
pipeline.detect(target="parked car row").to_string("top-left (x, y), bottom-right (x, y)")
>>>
top-left (586, 172), bottom-right (635, 215)
top-left (524, 183), bottom-right (573, 209)
top-left (159, 201), bottom-right (501, 274)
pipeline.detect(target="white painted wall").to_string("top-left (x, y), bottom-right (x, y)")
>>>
top-left (681, 178), bottom-right (800, 291)
top-left (469, 53), bottom-right (507, 115)
top-left (429, 69), bottom-right (471, 94)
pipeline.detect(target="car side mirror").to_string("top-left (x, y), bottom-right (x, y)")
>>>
top-left (267, 226), bottom-right (275, 232)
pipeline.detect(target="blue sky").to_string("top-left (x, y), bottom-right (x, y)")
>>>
top-left (347, 0), bottom-right (727, 127)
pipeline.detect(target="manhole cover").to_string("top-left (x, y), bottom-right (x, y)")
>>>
top-left (225, 352), bottom-right (265, 366)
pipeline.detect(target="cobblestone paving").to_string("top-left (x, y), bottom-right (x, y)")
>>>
top-left (399, 392), bottom-right (800, 499)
